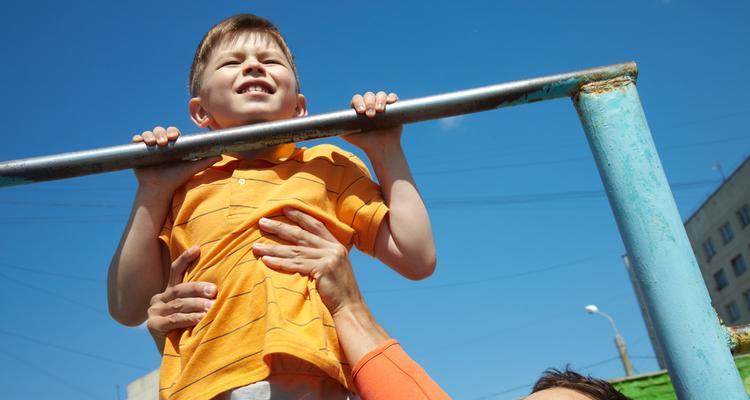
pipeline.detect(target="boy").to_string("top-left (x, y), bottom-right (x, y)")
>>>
top-left (107, 14), bottom-right (435, 400)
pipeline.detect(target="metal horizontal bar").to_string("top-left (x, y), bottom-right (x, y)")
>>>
top-left (0, 61), bottom-right (637, 188)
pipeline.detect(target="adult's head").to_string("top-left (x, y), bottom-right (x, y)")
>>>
top-left (527, 368), bottom-right (631, 400)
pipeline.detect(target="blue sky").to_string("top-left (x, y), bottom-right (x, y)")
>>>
top-left (0, 1), bottom-right (748, 399)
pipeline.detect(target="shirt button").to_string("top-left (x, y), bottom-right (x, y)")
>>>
top-left (238, 179), bottom-right (246, 185)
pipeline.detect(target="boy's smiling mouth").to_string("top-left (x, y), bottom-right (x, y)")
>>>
top-left (237, 80), bottom-right (275, 95)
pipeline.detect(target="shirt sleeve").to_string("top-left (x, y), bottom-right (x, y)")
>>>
top-left (352, 340), bottom-right (451, 400)
top-left (335, 153), bottom-right (389, 256)
top-left (157, 206), bottom-right (174, 251)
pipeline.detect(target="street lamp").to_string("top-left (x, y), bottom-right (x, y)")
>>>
top-left (585, 304), bottom-right (635, 377)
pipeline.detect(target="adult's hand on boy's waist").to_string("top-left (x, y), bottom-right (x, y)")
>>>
top-left (146, 245), bottom-right (216, 354)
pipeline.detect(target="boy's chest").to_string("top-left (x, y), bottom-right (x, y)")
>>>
top-left (223, 167), bottom-right (339, 220)
top-left (170, 162), bottom-right (348, 254)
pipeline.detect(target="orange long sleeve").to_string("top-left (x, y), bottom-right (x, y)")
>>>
top-left (352, 339), bottom-right (451, 400)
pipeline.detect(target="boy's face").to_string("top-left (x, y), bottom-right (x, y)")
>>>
top-left (189, 31), bottom-right (306, 129)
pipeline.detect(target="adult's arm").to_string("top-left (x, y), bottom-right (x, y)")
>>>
top-left (252, 208), bottom-right (450, 400)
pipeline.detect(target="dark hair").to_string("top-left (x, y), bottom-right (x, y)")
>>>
top-left (531, 368), bottom-right (631, 400)
top-left (189, 14), bottom-right (299, 97)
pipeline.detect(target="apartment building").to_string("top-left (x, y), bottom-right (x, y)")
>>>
top-left (684, 157), bottom-right (750, 324)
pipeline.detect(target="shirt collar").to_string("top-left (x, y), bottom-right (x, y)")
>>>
top-left (212, 143), bottom-right (298, 168)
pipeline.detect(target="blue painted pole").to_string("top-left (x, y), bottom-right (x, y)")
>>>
top-left (574, 77), bottom-right (747, 399)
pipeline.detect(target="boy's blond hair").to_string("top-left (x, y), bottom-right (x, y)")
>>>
top-left (189, 14), bottom-right (300, 97)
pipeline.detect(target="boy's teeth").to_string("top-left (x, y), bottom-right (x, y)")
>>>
top-left (243, 86), bottom-right (269, 93)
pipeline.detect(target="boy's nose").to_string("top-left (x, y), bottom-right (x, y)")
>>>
top-left (242, 60), bottom-right (266, 76)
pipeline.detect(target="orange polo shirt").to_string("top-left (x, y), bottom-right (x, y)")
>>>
top-left (157, 143), bottom-right (388, 400)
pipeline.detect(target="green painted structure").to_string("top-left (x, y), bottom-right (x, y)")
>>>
top-left (611, 355), bottom-right (750, 399)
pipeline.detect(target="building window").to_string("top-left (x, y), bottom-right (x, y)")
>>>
top-left (703, 238), bottom-right (717, 261)
top-left (732, 255), bottom-right (747, 277)
top-left (726, 301), bottom-right (741, 323)
top-left (738, 204), bottom-right (750, 228)
top-left (714, 268), bottom-right (729, 291)
top-left (743, 290), bottom-right (750, 311)
top-left (720, 222), bottom-right (735, 244)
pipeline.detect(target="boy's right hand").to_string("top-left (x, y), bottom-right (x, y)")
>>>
top-left (132, 126), bottom-right (220, 194)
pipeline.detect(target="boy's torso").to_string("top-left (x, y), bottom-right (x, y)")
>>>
top-left (157, 143), bottom-right (388, 400)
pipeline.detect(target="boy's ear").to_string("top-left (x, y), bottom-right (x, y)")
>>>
top-left (189, 97), bottom-right (214, 128)
top-left (294, 94), bottom-right (308, 117)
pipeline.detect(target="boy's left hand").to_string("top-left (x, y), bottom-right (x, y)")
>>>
top-left (343, 91), bottom-right (403, 152)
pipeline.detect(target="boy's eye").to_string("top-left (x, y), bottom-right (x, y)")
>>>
top-left (263, 59), bottom-right (282, 65)
top-left (220, 60), bottom-right (241, 67)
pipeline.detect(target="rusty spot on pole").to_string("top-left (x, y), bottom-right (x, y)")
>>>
top-left (578, 76), bottom-right (635, 95)
top-left (726, 324), bottom-right (750, 355)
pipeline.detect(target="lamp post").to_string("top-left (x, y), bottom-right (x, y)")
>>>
top-left (585, 304), bottom-right (635, 377)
